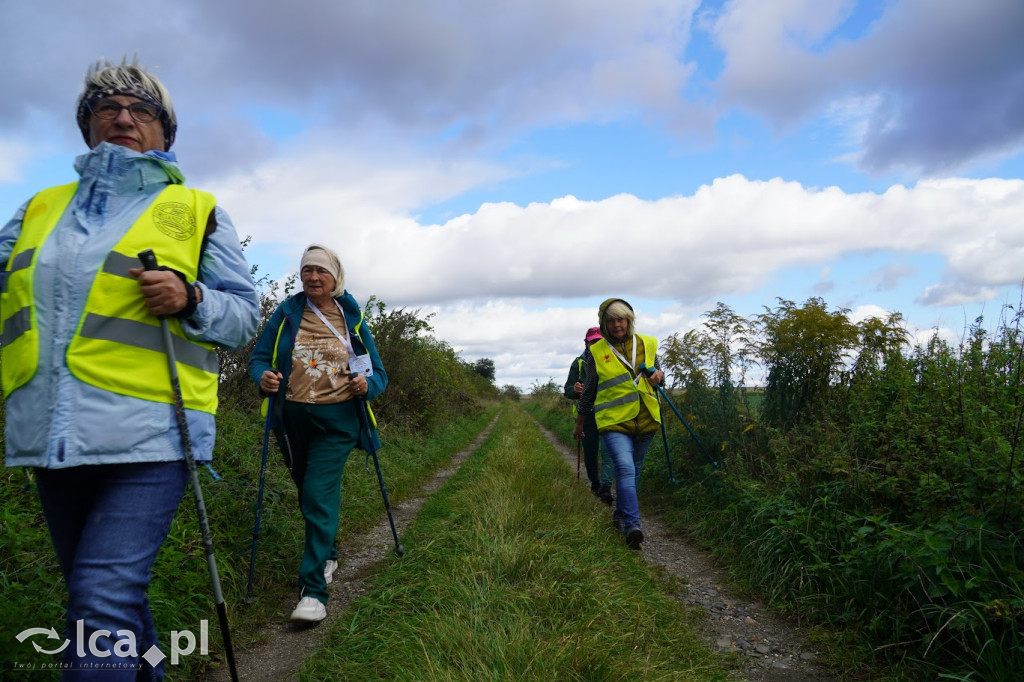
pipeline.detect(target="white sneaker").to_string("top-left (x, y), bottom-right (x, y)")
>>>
top-left (324, 559), bottom-right (338, 584)
top-left (290, 596), bottom-right (327, 622)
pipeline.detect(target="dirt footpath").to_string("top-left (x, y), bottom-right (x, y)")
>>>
top-left (198, 416), bottom-right (499, 681)
top-left (535, 423), bottom-right (837, 681)
top-left (202, 414), bottom-right (836, 681)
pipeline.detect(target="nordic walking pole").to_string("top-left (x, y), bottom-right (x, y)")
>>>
top-left (138, 250), bottom-right (239, 682)
top-left (658, 415), bottom-right (677, 484)
top-left (652, 378), bottom-right (677, 482)
top-left (576, 440), bottom-right (581, 480)
top-left (245, 394), bottom-right (274, 602)
top-left (640, 364), bottom-right (718, 469)
top-left (350, 374), bottom-right (405, 557)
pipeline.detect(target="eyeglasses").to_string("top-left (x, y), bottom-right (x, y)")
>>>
top-left (87, 97), bottom-right (162, 124)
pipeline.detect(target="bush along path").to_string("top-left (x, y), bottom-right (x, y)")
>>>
top-left (197, 413), bottom-right (500, 681)
top-left (532, 419), bottom-right (836, 682)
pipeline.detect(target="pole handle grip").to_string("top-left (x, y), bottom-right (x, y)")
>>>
top-left (137, 249), bottom-right (159, 271)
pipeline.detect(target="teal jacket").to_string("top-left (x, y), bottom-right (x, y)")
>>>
top-left (248, 291), bottom-right (387, 451)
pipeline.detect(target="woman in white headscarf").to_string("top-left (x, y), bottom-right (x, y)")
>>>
top-left (248, 244), bottom-right (387, 622)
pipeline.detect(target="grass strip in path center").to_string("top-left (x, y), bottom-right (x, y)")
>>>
top-left (303, 404), bottom-right (733, 681)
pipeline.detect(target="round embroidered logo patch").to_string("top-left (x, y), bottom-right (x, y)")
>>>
top-left (152, 202), bottom-right (196, 241)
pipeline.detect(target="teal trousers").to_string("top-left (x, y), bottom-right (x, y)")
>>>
top-left (283, 400), bottom-right (360, 604)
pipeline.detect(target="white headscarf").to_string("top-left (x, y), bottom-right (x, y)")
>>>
top-left (300, 244), bottom-right (345, 297)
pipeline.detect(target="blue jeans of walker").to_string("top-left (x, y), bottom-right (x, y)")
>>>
top-left (600, 431), bottom-right (655, 530)
top-left (35, 462), bottom-right (189, 681)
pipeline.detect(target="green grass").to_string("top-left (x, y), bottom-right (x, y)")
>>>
top-left (1, 468), bottom-right (67, 674)
top-left (0, 400), bottom-right (498, 680)
top-left (527, 388), bottom-right (1024, 681)
top-left (303, 403), bottom-right (732, 681)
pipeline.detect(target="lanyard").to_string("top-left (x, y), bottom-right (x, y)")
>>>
top-left (609, 339), bottom-right (637, 379)
top-left (610, 338), bottom-right (651, 390)
top-left (307, 299), bottom-right (355, 357)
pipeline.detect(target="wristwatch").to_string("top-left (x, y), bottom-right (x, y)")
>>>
top-left (166, 268), bottom-right (200, 319)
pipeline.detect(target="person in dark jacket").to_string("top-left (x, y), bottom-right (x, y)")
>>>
top-left (564, 326), bottom-right (614, 504)
top-left (248, 244), bottom-right (387, 622)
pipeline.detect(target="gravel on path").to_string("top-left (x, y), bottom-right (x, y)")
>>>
top-left (202, 413), bottom-right (839, 681)
top-left (535, 423), bottom-right (838, 682)
top-left (198, 415), bottom-right (499, 681)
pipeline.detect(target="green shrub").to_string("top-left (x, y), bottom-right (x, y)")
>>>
top-left (532, 297), bottom-right (1024, 680)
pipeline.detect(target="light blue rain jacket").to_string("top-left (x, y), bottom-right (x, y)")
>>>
top-left (0, 143), bottom-right (260, 468)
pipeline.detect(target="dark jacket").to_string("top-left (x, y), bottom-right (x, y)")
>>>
top-left (563, 353), bottom-right (587, 401)
top-left (248, 290), bottom-right (387, 451)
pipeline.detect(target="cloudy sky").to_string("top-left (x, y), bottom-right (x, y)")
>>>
top-left (3, 0), bottom-right (1024, 389)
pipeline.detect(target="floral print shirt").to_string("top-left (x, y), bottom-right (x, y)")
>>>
top-left (286, 304), bottom-right (354, 404)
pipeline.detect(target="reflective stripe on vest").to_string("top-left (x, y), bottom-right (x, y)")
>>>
top-left (590, 334), bottom-right (661, 430)
top-left (79, 313), bottom-right (218, 374)
top-left (0, 183), bottom-right (78, 393)
top-left (0, 307), bottom-right (31, 345)
top-left (1, 248), bottom-right (37, 293)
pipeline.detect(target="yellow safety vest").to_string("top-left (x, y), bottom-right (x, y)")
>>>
top-left (1, 182), bottom-right (221, 413)
top-left (590, 334), bottom-right (661, 430)
top-left (571, 356), bottom-right (583, 418)
top-left (1, 183), bottom-right (77, 395)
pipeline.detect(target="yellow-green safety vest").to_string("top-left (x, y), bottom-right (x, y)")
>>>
top-left (589, 334), bottom-right (661, 430)
top-left (571, 356), bottom-right (583, 418)
top-left (1, 182), bottom-right (221, 413)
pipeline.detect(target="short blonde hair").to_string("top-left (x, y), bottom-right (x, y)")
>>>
top-left (600, 299), bottom-right (635, 338)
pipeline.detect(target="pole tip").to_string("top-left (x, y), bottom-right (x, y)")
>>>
top-left (396, 545), bottom-right (406, 557)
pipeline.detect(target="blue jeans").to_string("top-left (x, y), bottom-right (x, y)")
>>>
top-left (35, 462), bottom-right (189, 681)
top-left (600, 431), bottom-right (655, 531)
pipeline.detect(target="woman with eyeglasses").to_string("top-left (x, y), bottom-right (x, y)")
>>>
top-left (0, 58), bottom-right (259, 680)
top-left (572, 298), bottom-right (664, 550)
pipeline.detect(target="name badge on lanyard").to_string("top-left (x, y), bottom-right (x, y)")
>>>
top-left (307, 299), bottom-right (374, 377)
top-left (348, 354), bottom-right (372, 376)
